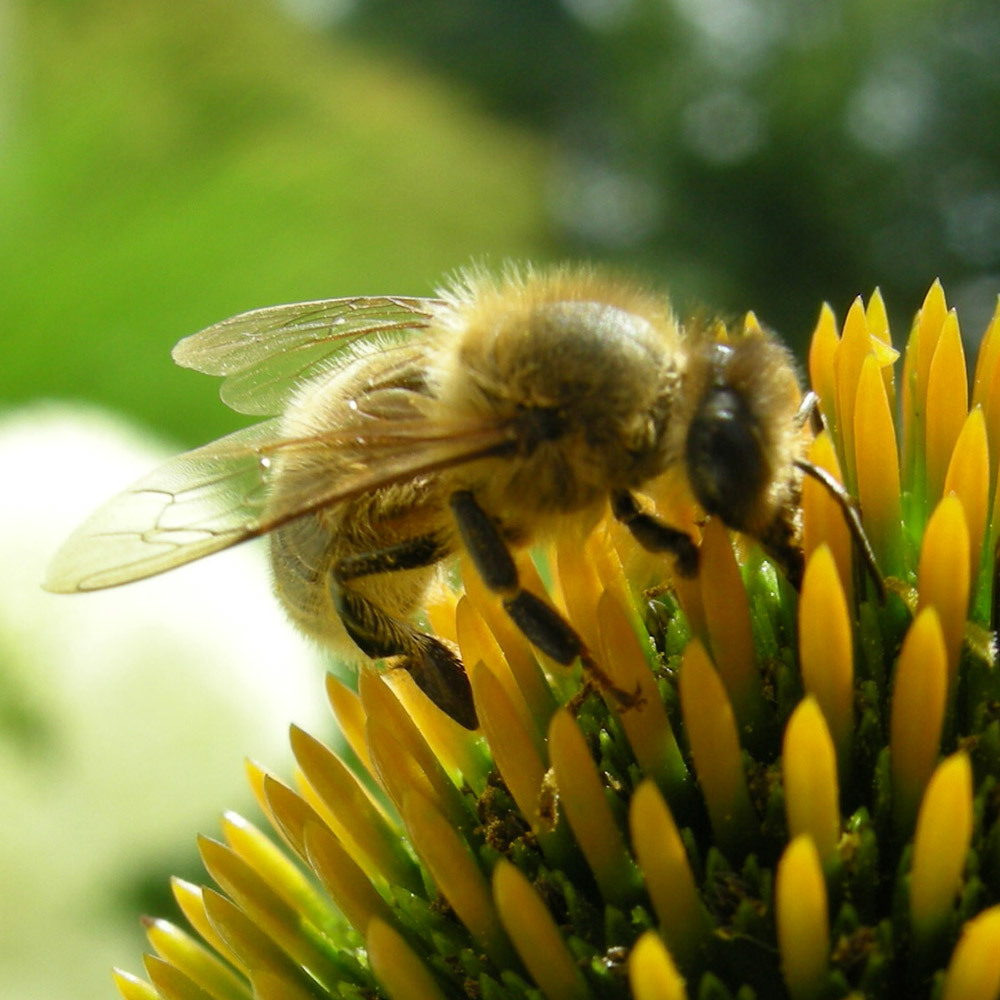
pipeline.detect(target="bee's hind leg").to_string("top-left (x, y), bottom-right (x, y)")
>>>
top-left (330, 535), bottom-right (478, 729)
top-left (449, 489), bottom-right (642, 711)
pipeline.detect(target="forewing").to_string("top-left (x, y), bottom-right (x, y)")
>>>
top-left (45, 413), bottom-right (517, 594)
top-left (172, 296), bottom-right (440, 415)
top-left (45, 420), bottom-right (288, 592)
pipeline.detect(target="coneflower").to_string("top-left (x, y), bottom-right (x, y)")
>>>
top-left (114, 282), bottom-right (1000, 1000)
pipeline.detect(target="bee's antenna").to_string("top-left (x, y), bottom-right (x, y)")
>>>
top-left (794, 458), bottom-right (886, 604)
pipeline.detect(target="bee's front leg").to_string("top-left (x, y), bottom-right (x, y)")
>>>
top-left (611, 490), bottom-right (699, 576)
top-left (449, 489), bottom-right (641, 710)
top-left (796, 389), bottom-right (823, 434)
top-left (330, 534), bottom-right (478, 730)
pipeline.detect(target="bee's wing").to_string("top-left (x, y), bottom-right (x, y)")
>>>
top-left (45, 419), bottom-right (288, 592)
top-left (173, 296), bottom-right (441, 416)
top-left (45, 412), bottom-right (516, 594)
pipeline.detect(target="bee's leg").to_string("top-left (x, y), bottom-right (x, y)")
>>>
top-left (610, 490), bottom-right (700, 577)
top-left (330, 535), bottom-right (478, 730)
top-left (795, 391), bottom-right (885, 600)
top-left (796, 390), bottom-right (824, 434)
top-left (449, 489), bottom-right (641, 709)
top-left (334, 534), bottom-right (449, 581)
top-left (794, 459), bottom-right (886, 603)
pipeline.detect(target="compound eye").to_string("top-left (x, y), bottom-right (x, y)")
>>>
top-left (685, 387), bottom-right (767, 529)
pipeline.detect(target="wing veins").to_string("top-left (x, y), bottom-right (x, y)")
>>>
top-left (46, 413), bottom-right (518, 592)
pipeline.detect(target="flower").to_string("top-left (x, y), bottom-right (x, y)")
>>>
top-left (114, 282), bottom-right (1000, 1000)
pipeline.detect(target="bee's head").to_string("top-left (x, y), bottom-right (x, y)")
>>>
top-left (686, 377), bottom-right (769, 530)
top-left (684, 337), bottom-right (802, 533)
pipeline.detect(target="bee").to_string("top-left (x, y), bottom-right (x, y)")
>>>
top-left (45, 265), bottom-right (876, 730)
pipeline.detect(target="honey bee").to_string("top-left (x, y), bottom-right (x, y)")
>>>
top-left (46, 265), bottom-right (873, 730)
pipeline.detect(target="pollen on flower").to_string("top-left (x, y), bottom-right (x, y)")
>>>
top-left (117, 282), bottom-right (1000, 1000)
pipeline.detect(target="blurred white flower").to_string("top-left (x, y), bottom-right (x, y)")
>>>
top-left (0, 403), bottom-right (327, 1000)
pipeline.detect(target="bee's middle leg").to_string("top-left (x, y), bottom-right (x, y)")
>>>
top-left (330, 534), bottom-right (478, 729)
top-left (449, 489), bottom-right (641, 710)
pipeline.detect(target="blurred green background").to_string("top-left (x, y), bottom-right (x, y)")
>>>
top-left (3, 0), bottom-right (1000, 996)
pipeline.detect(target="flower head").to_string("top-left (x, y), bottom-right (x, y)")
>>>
top-left (115, 283), bottom-right (1000, 1000)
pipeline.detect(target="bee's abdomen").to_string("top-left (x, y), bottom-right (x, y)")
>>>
top-left (269, 485), bottom-right (451, 658)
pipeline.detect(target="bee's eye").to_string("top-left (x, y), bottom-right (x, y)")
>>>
top-left (685, 387), bottom-right (767, 529)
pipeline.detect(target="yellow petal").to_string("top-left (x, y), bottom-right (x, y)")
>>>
top-left (143, 918), bottom-right (247, 1000)
top-left (289, 725), bottom-right (421, 892)
top-left (889, 608), bottom-right (948, 836)
top-left (493, 860), bottom-right (590, 1000)
top-left (864, 287), bottom-right (899, 411)
top-left (401, 790), bottom-right (516, 967)
top-left (261, 773), bottom-right (320, 865)
top-left (833, 297), bottom-right (873, 487)
top-left (197, 836), bottom-right (343, 993)
top-left (359, 672), bottom-right (471, 829)
top-left (910, 752), bottom-right (973, 941)
top-left (366, 918), bottom-right (449, 1000)
top-left (468, 660), bottom-right (548, 832)
top-left (113, 970), bottom-right (163, 1000)
top-left (808, 303), bottom-right (840, 436)
top-left (548, 707), bottom-right (641, 905)
top-left (597, 589), bottom-right (687, 789)
top-left (866, 287), bottom-right (890, 339)
top-left (853, 353), bottom-right (903, 573)
top-left (629, 780), bottom-right (708, 966)
top-left (943, 406), bottom-right (990, 594)
top-left (254, 970), bottom-right (330, 1000)
top-left (925, 311), bottom-right (969, 506)
top-left (243, 759), bottom-right (279, 836)
top-left (801, 432), bottom-right (853, 603)
top-left (983, 359), bottom-right (1000, 500)
top-left (459, 559), bottom-right (557, 730)
top-left (365, 714), bottom-right (460, 836)
top-left (220, 811), bottom-right (323, 921)
top-left (144, 955), bottom-right (215, 1000)
top-left (678, 639), bottom-right (756, 853)
top-left (798, 546), bottom-right (853, 761)
top-left (783, 697), bottom-right (840, 865)
top-left (628, 931), bottom-right (689, 1000)
top-left (201, 888), bottom-right (315, 996)
top-left (455, 593), bottom-right (543, 756)
top-left (917, 495), bottom-right (970, 687)
top-left (699, 518), bottom-right (762, 725)
top-left (585, 520), bottom-right (634, 615)
top-left (171, 879), bottom-right (244, 977)
top-left (941, 905), bottom-right (1000, 1000)
top-left (672, 568), bottom-right (707, 644)
top-left (775, 836), bottom-right (829, 1000)
top-left (424, 581), bottom-right (460, 645)
top-left (973, 296), bottom-right (1000, 410)
top-left (380, 665), bottom-right (486, 786)
top-left (324, 674), bottom-right (374, 777)
top-left (914, 279), bottom-right (950, 414)
top-left (901, 317), bottom-right (920, 497)
top-left (302, 819), bottom-right (395, 935)
top-left (555, 523), bottom-right (606, 654)
top-left (903, 280), bottom-right (949, 504)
